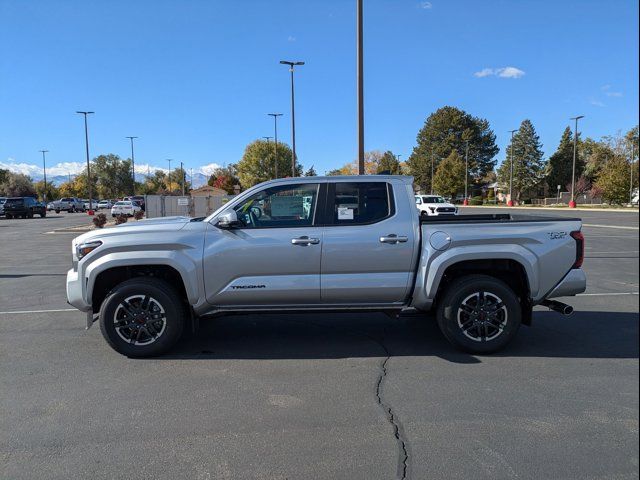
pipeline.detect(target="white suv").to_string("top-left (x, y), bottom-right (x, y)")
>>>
top-left (111, 201), bottom-right (141, 217)
top-left (415, 195), bottom-right (458, 216)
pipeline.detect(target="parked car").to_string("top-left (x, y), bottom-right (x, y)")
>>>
top-left (0, 197), bottom-right (6, 217)
top-left (67, 175), bottom-right (587, 357)
top-left (50, 197), bottom-right (85, 213)
top-left (3, 197), bottom-right (47, 218)
top-left (123, 195), bottom-right (145, 211)
top-left (97, 200), bottom-right (114, 209)
top-left (111, 200), bottom-right (141, 217)
top-left (415, 195), bottom-right (458, 216)
top-left (82, 199), bottom-right (100, 210)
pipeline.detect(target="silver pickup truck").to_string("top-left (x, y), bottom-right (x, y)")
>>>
top-left (66, 176), bottom-right (586, 357)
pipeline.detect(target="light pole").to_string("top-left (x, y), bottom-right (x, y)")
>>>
top-left (180, 161), bottom-right (185, 196)
top-left (39, 150), bottom-right (49, 202)
top-left (430, 149), bottom-right (435, 195)
top-left (507, 129), bottom-right (517, 207)
top-left (268, 113), bottom-right (283, 178)
top-left (631, 142), bottom-right (636, 205)
top-left (569, 115), bottom-right (584, 208)
top-left (167, 159), bottom-right (173, 193)
top-left (76, 111), bottom-right (94, 212)
top-left (356, 0), bottom-right (365, 174)
top-left (463, 141), bottom-right (469, 206)
top-left (280, 60), bottom-right (304, 177)
top-left (126, 136), bottom-right (138, 195)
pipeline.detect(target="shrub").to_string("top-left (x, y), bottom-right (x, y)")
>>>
top-left (134, 210), bottom-right (145, 220)
top-left (92, 213), bottom-right (107, 228)
top-left (114, 214), bottom-right (128, 225)
top-left (469, 196), bottom-right (483, 206)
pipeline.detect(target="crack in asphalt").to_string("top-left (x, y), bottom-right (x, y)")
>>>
top-left (276, 317), bottom-right (410, 479)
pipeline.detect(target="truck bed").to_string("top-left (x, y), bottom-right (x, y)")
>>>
top-left (420, 213), bottom-right (582, 224)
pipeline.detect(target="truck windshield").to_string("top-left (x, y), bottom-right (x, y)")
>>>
top-left (422, 196), bottom-right (445, 204)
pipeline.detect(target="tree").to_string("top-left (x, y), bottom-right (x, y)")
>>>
top-left (92, 154), bottom-right (134, 198)
top-left (376, 151), bottom-right (402, 174)
top-left (209, 165), bottom-right (240, 194)
top-left (166, 168), bottom-right (191, 195)
top-left (34, 180), bottom-right (59, 201)
top-left (58, 180), bottom-right (80, 198)
top-left (304, 166), bottom-right (318, 177)
top-left (407, 106), bottom-right (499, 191)
top-left (236, 139), bottom-right (298, 188)
top-left (547, 126), bottom-right (582, 191)
top-left (141, 170), bottom-right (168, 194)
top-left (0, 172), bottom-right (36, 197)
top-left (328, 150), bottom-right (390, 176)
top-left (595, 156), bottom-right (632, 204)
top-left (581, 137), bottom-right (614, 182)
top-left (497, 119), bottom-right (545, 201)
top-left (432, 150), bottom-right (465, 198)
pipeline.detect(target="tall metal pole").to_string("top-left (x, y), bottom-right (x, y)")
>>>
top-left (280, 61), bottom-right (304, 177)
top-left (39, 150), bottom-right (49, 202)
top-left (76, 111), bottom-right (94, 211)
top-left (268, 113), bottom-right (283, 179)
top-left (126, 136), bottom-right (138, 195)
top-left (631, 143), bottom-right (636, 205)
top-left (430, 149), bottom-right (435, 195)
top-left (180, 161), bottom-right (185, 196)
top-left (167, 159), bottom-right (172, 193)
top-left (356, 0), bottom-right (365, 175)
top-left (569, 115), bottom-right (584, 208)
top-left (508, 129), bottom-right (517, 206)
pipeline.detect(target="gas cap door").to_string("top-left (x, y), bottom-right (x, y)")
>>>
top-left (429, 231), bottom-right (452, 251)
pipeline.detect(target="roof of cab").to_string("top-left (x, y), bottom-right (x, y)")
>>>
top-left (257, 175), bottom-right (414, 187)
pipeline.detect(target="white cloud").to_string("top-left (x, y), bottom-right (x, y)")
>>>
top-left (419, 1), bottom-right (433, 8)
top-left (0, 159), bottom-right (85, 177)
top-left (287, 35), bottom-right (296, 42)
top-left (590, 98), bottom-right (606, 107)
top-left (474, 66), bottom-right (525, 79)
top-left (601, 84), bottom-right (622, 97)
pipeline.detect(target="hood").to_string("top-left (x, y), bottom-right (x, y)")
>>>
top-left (73, 216), bottom-right (193, 245)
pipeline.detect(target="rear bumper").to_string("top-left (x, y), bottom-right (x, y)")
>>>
top-left (66, 268), bottom-right (91, 312)
top-left (544, 269), bottom-right (587, 299)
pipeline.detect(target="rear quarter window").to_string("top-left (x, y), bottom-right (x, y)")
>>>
top-left (327, 182), bottom-right (394, 225)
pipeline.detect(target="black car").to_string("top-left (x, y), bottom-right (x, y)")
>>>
top-left (3, 197), bottom-right (47, 219)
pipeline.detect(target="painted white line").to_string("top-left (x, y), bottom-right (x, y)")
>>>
top-left (583, 224), bottom-right (639, 231)
top-left (0, 308), bottom-right (77, 315)
top-left (577, 292), bottom-right (639, 297)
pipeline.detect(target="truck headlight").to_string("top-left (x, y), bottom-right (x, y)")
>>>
top-left (76, 240), bottom-right (102, 259)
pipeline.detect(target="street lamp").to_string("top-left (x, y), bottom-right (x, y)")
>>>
top-left (268, 113), bottom-right (283, 178)
top-left (280, 60), bottom-right (304, 177)
top-left (180, 161), bottom-right (185, 196)
top-left (356, 0), bottom-right (365, 175)
top-left (463, 141), bottom-right (469, 206)
top-left (166, 159), bottom-right (173, 193)
top-left (430, 149), bottom-right (435, 195)
top-left (507, 129), bottom-right (517, 207)
top-left (126, 136), bottom-right (138, 195)
top-left (569, 115), bottom-right (585, 208)
top-left (630, 142), bottom-right (636, 205)
top-left (76, 111), bottom-right (95, 212)
top-left (39, 150), bottom-right (49, 202)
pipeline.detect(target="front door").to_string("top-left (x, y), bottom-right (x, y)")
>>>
top-left (320, 181), bottom-right (416, 305)
top-left (203, 182), bottom-right (323, 307)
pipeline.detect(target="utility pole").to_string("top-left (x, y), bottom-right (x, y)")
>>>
top-left (268, 113), bottom-right (283, 178)
top-left (180, 161), bottom-right (185, 196)
top-left (430, 149), bottom-right (435, 195)
top-left (39, 150), bottom-right (49, 202)
top-left (356, 0), bottom-right (365, 174)
top-left (569, 115), bottom-right (585, 208)
top-left (280, 60), bottom-right (304, 177)
top-left (167, 159), bottom-right (173, 193)
top-left (631, 142), bottom-right (636, 205)
top-left (76, 111), bottom-right (94, 211)
top-left (507, 129), bottom-right (517, 207)
top-left (463, 141), bottom-right (469, 206)
top-left (126, 136), bottom-right (138, 195)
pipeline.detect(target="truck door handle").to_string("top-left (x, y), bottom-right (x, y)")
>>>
top-left (380, 234), bottom-right (408, 244)
top-left (291, 236), bottom-right (320, 246)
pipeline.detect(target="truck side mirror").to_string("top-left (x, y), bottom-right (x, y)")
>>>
top-left (217, 210), bottom-right (241, 229)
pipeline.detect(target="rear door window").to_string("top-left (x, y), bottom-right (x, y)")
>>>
top-left (327, 182), bottom-right (393, 225)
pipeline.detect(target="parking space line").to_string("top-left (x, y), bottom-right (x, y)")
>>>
top-left (0, 308), bottom-right (77, 315)
top-left (583, 224), bottom-right (639, 231)
top-left (577, 292), bottom-right (639, 297)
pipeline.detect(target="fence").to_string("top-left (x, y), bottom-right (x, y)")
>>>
top-left (530, 191), bottom-right (603, 206)
top-left (144, 194), bottom-right (236, 219)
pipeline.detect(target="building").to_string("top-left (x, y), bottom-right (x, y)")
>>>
top-left (189, 185), bottom-right (227, 197)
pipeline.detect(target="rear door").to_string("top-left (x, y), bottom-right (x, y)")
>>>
top-left (320, 181), bottom-right (416, 305)
top-left (204, 182), bottom-right (324, 306)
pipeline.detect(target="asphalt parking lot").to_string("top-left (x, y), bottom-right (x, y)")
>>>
top-left (1, 209), bottom-right (638, 480)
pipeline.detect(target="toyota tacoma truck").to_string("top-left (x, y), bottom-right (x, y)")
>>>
top-left (66, 176), bottom-right (586, 357)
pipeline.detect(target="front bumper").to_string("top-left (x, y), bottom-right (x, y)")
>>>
top-left (545, 269), bottom-right (587, 299)
top-left (66, 268), bottom-right (91, 312)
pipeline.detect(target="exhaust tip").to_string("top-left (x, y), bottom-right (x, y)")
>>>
top-left (562, 305), bottom-right (574, 315)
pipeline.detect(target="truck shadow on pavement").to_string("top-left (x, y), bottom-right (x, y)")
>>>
top-left (162, 310), bottom-right (639, 363)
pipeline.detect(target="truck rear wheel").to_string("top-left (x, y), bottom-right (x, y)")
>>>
top-left (436, 274), bottom-right (521, 354)
top-left (99, 278), bottom-right (186, 357)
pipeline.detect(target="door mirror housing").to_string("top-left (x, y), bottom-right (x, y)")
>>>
top-left (217, 210), bottom-right (241, 229)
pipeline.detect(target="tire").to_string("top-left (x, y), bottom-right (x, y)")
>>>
top-left (436, 274), bottom-right (521, 354)
top-left (55, 210), bottom-right (60, 214)
top-left (40, 211), bottom-right (46, 218)
top-left (27, 211), bottom-right (33, 219)
top-left (99, 277), bottom-right (186, 357)
top-left (6, 214), bottom-right (12, 219)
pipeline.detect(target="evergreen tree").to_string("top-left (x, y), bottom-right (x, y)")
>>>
top-left (304, 166), bottom-right (318, 177)
top-left (432, 150), bottom-right (465, 198)
top-left (407, 106), bottom-right (499, 191)
top-left (497, 119), bottom-right (545, 201)
top-left (546, 126), bottom-right (582, 191)
top-left (376, 151), bottom-right (402, 174)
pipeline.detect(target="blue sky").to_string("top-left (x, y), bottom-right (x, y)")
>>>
top-left (1, 0), bottom-right (638, 178)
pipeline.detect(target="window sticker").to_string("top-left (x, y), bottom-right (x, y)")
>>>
top-left (337, 207), bottom-right (354, 220)
top-left (271, 196), bottom-right (304, 217)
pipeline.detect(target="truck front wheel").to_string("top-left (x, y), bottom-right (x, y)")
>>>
top-left (99, 278), bottom-right (186, 357)
top-left (436, 274), bottom-right (521, 354)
